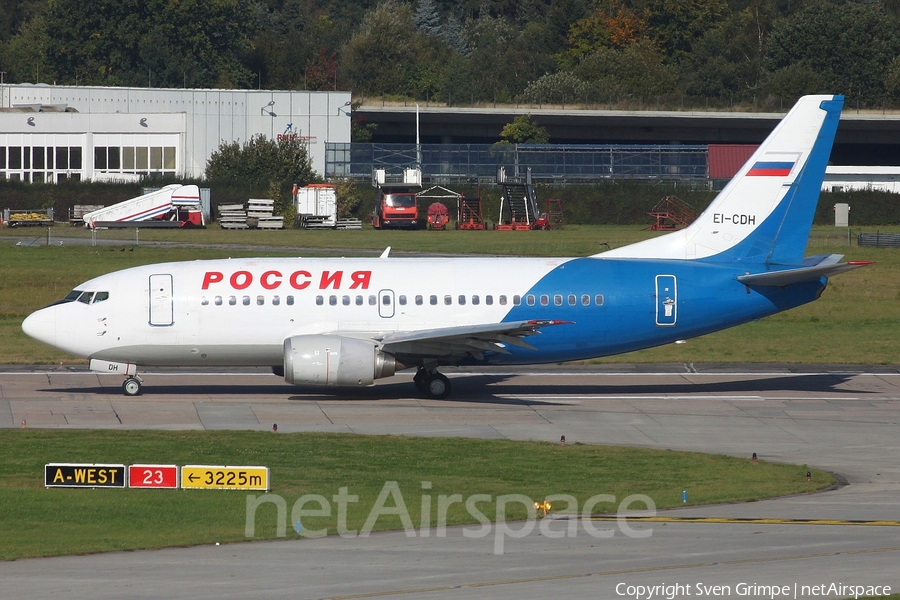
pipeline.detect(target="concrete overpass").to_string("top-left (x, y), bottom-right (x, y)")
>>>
top-left (356, 104), bottom-right (900, 165)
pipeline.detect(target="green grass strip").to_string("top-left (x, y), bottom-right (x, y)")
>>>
top-left (0, 430), bottom-right (833, 560)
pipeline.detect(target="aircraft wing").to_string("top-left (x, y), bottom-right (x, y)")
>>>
top-left (737, 254), bottom-right (872, 287)
top-left (379, 319), bottom-right (572, 361)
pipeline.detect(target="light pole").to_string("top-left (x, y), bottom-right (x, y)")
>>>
top-left (261, 101), bottom-right (277, 139)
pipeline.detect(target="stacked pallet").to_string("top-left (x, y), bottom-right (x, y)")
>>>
top-left (218, 203), bottom-right (248, 229)
top-left (297, 216), bottom-right (361, 230)
top-left (336, 218), bottom-right (363, 230)
top-left (257, 216), bottom-right (285, 229)
top-left (247, 198), bottom-right (284, 230)
top-left (301, 215), bottom-right (332, 229)
top-left (247, 198), bottom-right (274, 219)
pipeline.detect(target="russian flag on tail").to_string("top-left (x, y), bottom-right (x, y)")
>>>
top-left (747, 161), bottom-right (795, 176)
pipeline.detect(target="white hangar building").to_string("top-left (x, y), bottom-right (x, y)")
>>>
top-left (0, 84), bottom-right (351, 183)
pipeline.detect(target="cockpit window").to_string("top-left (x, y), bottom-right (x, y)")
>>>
top-left (77, 292), bottom-right (95, 304)
top-left (46, 289), bottom-right (85, 308)
top-left (93, 291), bottom-right (109, 304)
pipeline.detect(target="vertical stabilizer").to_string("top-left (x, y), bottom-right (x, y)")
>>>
top-left (599, 95), bottom-right (844, 264)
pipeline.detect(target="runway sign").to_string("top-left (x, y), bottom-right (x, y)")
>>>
top-left (128, 465), bottom-right (179, 489)
top-left (45, 463), bottom-right (127, 488)
top-left (180, 465), bottom-right (269, 490)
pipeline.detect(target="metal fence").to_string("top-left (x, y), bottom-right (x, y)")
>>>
top-left (858, 232), bottom-right (900, 248)
top-left (326, 143), bottom-right (709, 184)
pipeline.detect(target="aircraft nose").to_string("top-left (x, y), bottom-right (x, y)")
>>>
top-left (22, 307), bottom-right (57, 347)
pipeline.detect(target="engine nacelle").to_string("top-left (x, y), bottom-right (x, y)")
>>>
top-left (283, 335), bottom-right (397, 387)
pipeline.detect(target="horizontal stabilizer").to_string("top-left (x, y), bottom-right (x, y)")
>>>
top-left (737, 255), bottom-right (872, 287)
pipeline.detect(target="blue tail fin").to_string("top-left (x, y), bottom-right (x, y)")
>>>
top-left (599, 95), bottom-right (844, 265)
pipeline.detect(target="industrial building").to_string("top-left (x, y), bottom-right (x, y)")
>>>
top-left (0, 84), bottom-right (351, 183)
top-left (3, 84), bottom-right (899, 194)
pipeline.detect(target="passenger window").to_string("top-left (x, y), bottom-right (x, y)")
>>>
top-left (342, 295), bottom-right (350, 306)
top-left (595, 294), bottom-right (604, 306)
top-left (369, 295), bottom-right (377, 306)
top-left (329, 295), bottom-right (337, 306)
top-left (568, 294), bottom-right (576, 306)
top-left (287, 296), bottom-right (294, 306)
top-left (458, 295), bottom-right (466, 305)
top-left (526, 295), bottom-right (535, 306)
top-left (273, 295), bottom-right (280, 306)
top-left (512, 295), bottom-right (520, 306)
top-left (444, 295), bottom-right (452, 305)
top-left (486, 295), bottom-right (493, 305)
top-left (581, 294), bottom-right (590, 306)
top-left (472, 295), bottom-right (480, 305)
top-left (382, 294), bottom-right (391, 305)
top-left (77, 292), bottom-right (94, 304)
top-left (93, 291), bottom-right (109, 303)
top-left (257, 296), bottom-right (265, 306)
top-left (540, 295), bottom-right (549, 306)
top-left (415, 295), bottom-right (423, 306)
top-left (356, 295), bottom-right (363, 306)
top-left (500, 295), bottom-right (508, 306)
top-left (201, 297), bottom-right (209, 306)
top-left (399, 295), bottom-right (407, 306)
top-left (228, 296), bottom-right (236, 306)
top-left (554, 294), bottom-right (562, 306)
top-left (242, 296), bottom-right (250, 306)
top-left (430, 295), bottom-right (438, 305)
top-left (215, 296), bottom-right (223, 306)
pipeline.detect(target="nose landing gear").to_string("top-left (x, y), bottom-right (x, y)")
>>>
top-left (123, 375), bottom-right (143, 396)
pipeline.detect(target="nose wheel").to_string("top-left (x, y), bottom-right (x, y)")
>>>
top-left (413, 368), bottom-right (451, 399)
top-left (123, 376), bottom-right (143, 396)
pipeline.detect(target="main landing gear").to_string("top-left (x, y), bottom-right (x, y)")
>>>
top-left (413, 367), bottom-right (451, 400)
top-left (122, 375), bottom-right (143, 396)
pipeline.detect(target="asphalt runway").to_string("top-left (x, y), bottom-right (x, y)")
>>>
top-left (2, 364), bottom-right (899, 599)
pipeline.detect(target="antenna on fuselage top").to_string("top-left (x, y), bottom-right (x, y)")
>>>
top-left (380, 246), bottom-right (391, 259)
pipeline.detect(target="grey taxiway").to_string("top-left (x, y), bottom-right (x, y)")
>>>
top-left (1, 364), bottom-right (898, 599)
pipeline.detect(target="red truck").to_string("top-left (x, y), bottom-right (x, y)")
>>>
top-left (371, 185), bottom-right (420, 229)
top-left (371, 169), bottom-right (423, 229)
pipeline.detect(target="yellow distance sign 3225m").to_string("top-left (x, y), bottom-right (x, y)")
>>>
top-left (180, 465), bottom-right (269, 490)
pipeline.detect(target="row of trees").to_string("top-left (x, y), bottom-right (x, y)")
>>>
top-left (347, 0), bottom-right (900, 108)
top-left (4, 0), bottom-right (900, 110)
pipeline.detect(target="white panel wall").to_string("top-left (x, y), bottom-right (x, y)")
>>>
top-left (1, 85), bottom-right (351, 179)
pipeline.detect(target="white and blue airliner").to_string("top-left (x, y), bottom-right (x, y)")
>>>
top-left (23, 95), bottom-right (868, 399)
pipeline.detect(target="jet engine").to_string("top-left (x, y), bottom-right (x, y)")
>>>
top-left (283, 335), bottom-right (397, 386)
